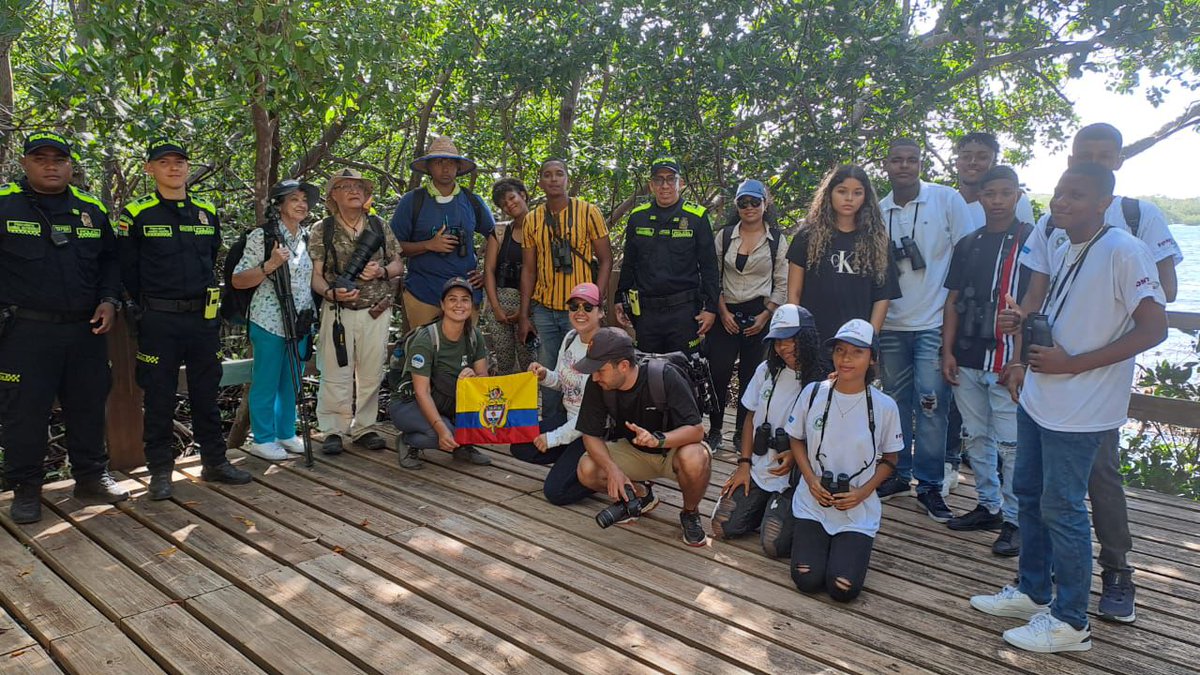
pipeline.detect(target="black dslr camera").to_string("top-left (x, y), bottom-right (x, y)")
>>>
top-left (753, 423), bottom-right (790, 457)
top-left (893, 235), bottom-right (926, 271)
top-left (550, 237), bottom-right (573, 273)
top-left (1021, 313), bottom-right (1053, 361)
top-left (820, 471), bottom-right (850, 504)
top-left (334, 227), bottom-right (385, 291)
top-left (446, 226), bottom-right (468, 257)
top-left (596, 485), bottom-right (642, 528)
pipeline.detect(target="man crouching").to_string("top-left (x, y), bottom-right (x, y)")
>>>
top-left (574, 327), bottom-right (712, 546)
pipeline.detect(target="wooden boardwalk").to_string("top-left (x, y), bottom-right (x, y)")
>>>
top-left (1, 423), bottom-right (1199, 674)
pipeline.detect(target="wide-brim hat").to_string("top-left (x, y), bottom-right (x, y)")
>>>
top-left (324, 168), bottom-right (375, 198)
top-left (269, 179), bottom-right (321, 208)
top-left (411, 135), bottom-right (477, 176)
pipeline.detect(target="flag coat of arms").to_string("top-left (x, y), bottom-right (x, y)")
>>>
top-left (455, 372), bottom-right (540, 445)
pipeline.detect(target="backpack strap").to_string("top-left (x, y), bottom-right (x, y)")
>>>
top-left (767, 227), bottom-right (781, 296)
top-left (808, 380), bottom-right (820, 409)
top-left (1121, 197), bottom-right (1141, 238)
top-left (1043, 215), bottom-right (1055, 240)
top-left (561, 329), bottom-right (578, 356)
top-left (647, 359), bottom-right (669, 427)
top-left (409, 188), bottom-right (427, 225)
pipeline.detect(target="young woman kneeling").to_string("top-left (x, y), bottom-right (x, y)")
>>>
top-left (785, 319), bottom-right (901, 601)
top-left (712, 304), bottom-right (823, 557)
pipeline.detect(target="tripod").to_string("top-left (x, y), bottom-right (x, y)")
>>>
top-left (264, 209), bottom-right (316, 467)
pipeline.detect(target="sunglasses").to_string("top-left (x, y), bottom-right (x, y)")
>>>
top-left (736, 197), bottom-right (763, 209)
top-left (567, 301), bottom-right (597, 313)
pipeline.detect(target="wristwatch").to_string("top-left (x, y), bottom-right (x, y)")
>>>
top-left (652, 431), bottom-right (666, 448)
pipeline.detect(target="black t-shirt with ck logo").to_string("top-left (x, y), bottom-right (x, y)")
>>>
top-left (786, 229), bottom-right (900, 344)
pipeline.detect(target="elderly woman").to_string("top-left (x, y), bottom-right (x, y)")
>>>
top-left (482, 177), bottom-right (534, 374)
top-left (232, 179), bottom-right (320, 460)
top-left (308, 168), bottom-right (403, 455)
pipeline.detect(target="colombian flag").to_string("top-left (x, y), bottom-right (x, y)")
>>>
top-left (454, 372), bottom-right (540, 445)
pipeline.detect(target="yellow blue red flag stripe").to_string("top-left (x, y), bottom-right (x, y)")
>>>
top-left (455, 372), bottom-right (540, 445)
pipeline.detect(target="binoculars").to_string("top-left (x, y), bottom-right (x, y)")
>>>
top-left (596, 485), bottom-right (643, 529)
top-left (446, 226), bottom-right (469, 257)
top-left (334, 227), bottom-right (385, 291)
top-left (753, 423), bottom-right (790, 457)
top-left (820, 471), bottom-right (850, 503)
top-left (955, 286), bottom-right (996, 348)
top-left (1021, 313), bottom-right (1053, 361)
top-left (496, 261), bottom-right (520, 287)
top-left (893, 235), bottom-right (926, 272)
top-left (733, 311), bottom-right (757, 330)
top-left (550, 237), bottom-right (573, 273)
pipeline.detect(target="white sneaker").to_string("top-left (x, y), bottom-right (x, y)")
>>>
top-left (970, 585), bottom-right (1050, 619)
top-left (278, 436), bottom-right (305, 454)
top-left (942, 462), bottom-right (959, 496)
top-left (1003, 612), bottom-right (1091, 653)
top-left (246, 441), bottom-right (287, 461)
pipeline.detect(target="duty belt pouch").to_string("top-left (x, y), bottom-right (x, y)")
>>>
top-left (627, 289), bottom-right (641, 317)
top-left (204, 287), bottom-right (221, 320)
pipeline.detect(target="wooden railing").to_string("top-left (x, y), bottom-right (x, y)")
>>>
top-left (1127, 309), bottom-right (1200, 427)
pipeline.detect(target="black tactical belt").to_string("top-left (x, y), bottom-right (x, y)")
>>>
top-left (143, 296), bottom-right (206, 313)
top-left (639, 289), bottom-right (698, 310)
top-left (13, 307), bottom-right (93, 323)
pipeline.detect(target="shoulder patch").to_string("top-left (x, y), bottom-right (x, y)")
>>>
top-left (410, 353), bottom-right (426, 369)
top-left (124, 193), bottom-right (160, 218)
top-left (69, 185), bottom-right (108, 214)
top-left (682, 201), bottom-right (706, 217)
top-left (0, 182), bottom-right (22, 197)
top-left (628, 203), bottom-right (651, 215)
top-left (191, 196), bottom-right (217, 215)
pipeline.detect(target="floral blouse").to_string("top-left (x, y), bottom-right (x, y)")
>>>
top-left (233, 225), bottom-right (315, 338)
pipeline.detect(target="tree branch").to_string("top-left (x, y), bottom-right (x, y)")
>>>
top-left (407, 65), bottom-right (456, 191)
top-left (1123, 101), bottom-right (1200, 161)
top-left (287, 108), bottom-right (358, 179)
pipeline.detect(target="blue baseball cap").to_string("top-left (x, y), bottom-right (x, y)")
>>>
top-left (735, 179), bottom-right (767, 201)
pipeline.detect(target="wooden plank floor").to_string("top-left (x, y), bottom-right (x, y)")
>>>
top-left (1, 415), bottom-right (1198, 674)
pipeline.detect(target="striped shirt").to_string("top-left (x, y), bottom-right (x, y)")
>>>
top-left (523, 198), bottom-right (609, 311)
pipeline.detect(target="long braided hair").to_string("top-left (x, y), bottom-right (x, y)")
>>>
top-left (802, 164), bottom-right (890, 286)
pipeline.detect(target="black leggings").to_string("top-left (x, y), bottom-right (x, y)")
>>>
top-left (705, 300), bottom-right (767, 433)
top-left (789, 518), bottom-right (875, 602)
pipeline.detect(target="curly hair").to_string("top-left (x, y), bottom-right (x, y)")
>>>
top-left (765, 324), bottom-right (824, 386)
top-left (491, 177), bottom-right (529, 208)
top-left (801, 164), bottom-right (890, 286)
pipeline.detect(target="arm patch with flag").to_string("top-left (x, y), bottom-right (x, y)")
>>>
top-left (455, 372), bottom-right (540, 445)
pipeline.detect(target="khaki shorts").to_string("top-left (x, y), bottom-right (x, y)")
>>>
top-left (606, 438), bottom-right (712, 482)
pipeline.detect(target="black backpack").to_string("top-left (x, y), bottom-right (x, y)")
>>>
top-left (220, 225), bottom-right (278, 326)
top-left (1043, 196), bottom-right (1140, 238)
top-left (600, 349), bottom-right (719, 430)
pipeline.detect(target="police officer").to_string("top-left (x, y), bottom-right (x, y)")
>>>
top-left (614, 156), bottom-right (719, 353)
top-left (118, 138), bottom-right (250, 500)
top-left (0, 132), bottom-right (129, 523)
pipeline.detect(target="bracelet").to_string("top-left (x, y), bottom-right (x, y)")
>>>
top-left (381, 267), bottom-right (389, 281)
top-left (736, 457), bottom-right (752, 465)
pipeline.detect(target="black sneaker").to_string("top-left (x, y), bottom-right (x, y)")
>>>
top-left (201, 462), bottom-right (252, 485)
top-left (1098, 569), bottom-right (1136, 624)
top-left (992, 522), bottom-right (1021, 557)
top-left (917, 491), bottom-right (953, 523)
top-left (615, 484), bottom-right (659, 525)
top-left (322, 434), bottom-right (344, 455)
top-left (148, 470), bottom-right (173, 501)
top-left (705, 427), bottom-right (723, 452)
top-left (399, 447), bottom-right (423, 470)
top-left (680, 509), bottom-right (708, 547)
top-left (357, 432), bottom-right (387, 451)
top-left (876, 475), bottom-right (911, 501)
top-left (452, 445), bottom-right (492, 465)
top-left (9, 484), bottom-right (42, 524)
top-left (947, 504), bottom-right (1003, 531)
top-left (73, 472), bottom-right (130, 504)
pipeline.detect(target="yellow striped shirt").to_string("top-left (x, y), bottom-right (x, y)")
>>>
top-left (523, 198), bottom-right (609, 310)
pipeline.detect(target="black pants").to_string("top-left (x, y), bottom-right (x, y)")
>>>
top-left (790, 518), bottom-right (875, 602)
top-left (0, 318), bottom-right (111, 487)
top-left (136, 309), bottom-right (226, 472)
top-left (711, 480), bottom-right (794, 558)
top-left (705, 301), bottom-right (766, 433)
top-left (633, 301), bottom-right (700, 355)
top-left (509, 413), bottom-right (592, 506)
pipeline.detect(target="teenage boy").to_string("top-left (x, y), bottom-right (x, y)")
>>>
top-left (875, 138), bottom-right (974, 522)
top-left (955, 133), bottom-right (1036, 229)
top-left (972, 163), bottom-right (1166, 653)
top-left (941, 166), bottom-right (1031, 556)
top-left (574, 327), bottom-right (713, 546)
top-left (1002, 122), bottom-right (1183, 623)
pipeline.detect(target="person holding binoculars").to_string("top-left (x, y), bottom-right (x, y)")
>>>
top-left (784, 319), bottom-right (902, 602)
top-left (711, 305), bottom-right (824, 557)
top-left (482, 177), bottom-right (535, 375)
top-left (309, 169), bottom-right (403, 456)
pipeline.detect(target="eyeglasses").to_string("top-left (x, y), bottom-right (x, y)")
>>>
top-left (650, 176), bottom-right (678, 187)
top-left (736, 197), bottom-right (763, 209)
top-left (333, 182), bottom-right (364, 193)
top-left (567, 301), bottom-right (597, 313)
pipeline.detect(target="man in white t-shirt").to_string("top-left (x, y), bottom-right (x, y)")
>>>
top-left (1004, 123), bottom-right (1183, 625)
top-left (876, 138), bottom-right (974, 523)
top-left (972, 163), bottom-right (1166, 654)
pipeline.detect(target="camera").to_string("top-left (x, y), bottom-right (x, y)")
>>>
top-left (1021, 313), bottom-right (1053, 361)
top-left (294, 308), bottom-right (315, 338)
top-left (550, 237), bottom-right (573, 273)
top-left (596, 485), bottom-right (642, 528)
top-left (893, 235), bottom-right (926, 271)
top-left (753, 424), bottom-right (791, 456)
top-left (446, 226), bottom-right (468, 257)
top-left (333, 227), bottom-right (385, 291)
top-left (820, 471), bottom-right (850, 503)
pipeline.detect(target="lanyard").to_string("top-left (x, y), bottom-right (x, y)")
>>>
top-left (812, 383), bottom-right (877, 480)
top-left (762, 368), bottom-right (806, 426)
top-left (545, 199), bottom-right (574, 240)
top-left (887, 203), bottom-right (920, 242)
top-left (1043, 226), bottom-right (1110, 323)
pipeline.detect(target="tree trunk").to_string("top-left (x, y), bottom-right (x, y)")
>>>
top-left (554, 74), bottom-right (583, 159)
top-left (408, 65), bottom-right (455, 191)
top-left (0, 38), bottom-right (13, 168)
top-left (251, 73), bottom-right (273, 224)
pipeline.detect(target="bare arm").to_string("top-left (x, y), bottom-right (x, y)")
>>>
top-left (1029, 297), bottom-right (1167, 375)
top-left (593, 235), bottom-right (614, 300)
top-left (517, 245), bottom-right (538, 341)
top-left (786, 262), bottom-right (804, 305)
top-left (869, 299), bottom-right (889, 335)
top-left (1156, 258), bottom-right (1177, 303)
top-left (483, 231), bottom-right (504, 320)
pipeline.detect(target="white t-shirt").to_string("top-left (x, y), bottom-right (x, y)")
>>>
top-left (784, 381), bottom-right (904, 537)
top-left (739, 362), bottom-right (807, 494)
top-left (1021, 228), bottom-right (1165, 432)
top-left (1023, 196), bottom-right (1183, 275)
top-left (965, 193), bottom-right (1036, 230)
top-left (879, 181), bottom-right (975, 331)
top-left (540, 330), bottom-right (590, 447)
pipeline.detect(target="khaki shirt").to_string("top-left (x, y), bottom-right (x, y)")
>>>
top-left (715, 223), bottom-right (788, 306)
top-left (309, 215), bottom-right (400, 310)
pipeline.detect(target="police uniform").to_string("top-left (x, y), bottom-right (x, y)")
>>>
top-left (0, 133), bottom-right (124, 518)
top-left (118, 139), bottom-right (243, 486)
top-left (617, 192), bottom-right (719, 354)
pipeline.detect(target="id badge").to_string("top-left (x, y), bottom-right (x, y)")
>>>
top-left (628, 289), bottom-right (641, 317)
top-left (204, 287), bottom-right (220, 320)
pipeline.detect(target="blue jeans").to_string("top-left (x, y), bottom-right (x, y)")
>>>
top-left (248, 322), bottom-right (303, 444)
top-left (531, 303), bottom-right (572, 416)
top-left (954, 367), bottom-right (1017, 524)
top-left (1016, 407), bottom-right (1108, 631)
top-left (879, 329), bottom-right (948, 494)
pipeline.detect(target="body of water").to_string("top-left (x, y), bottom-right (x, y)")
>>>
top-left (1140, 223), bottom-right (1199, 370)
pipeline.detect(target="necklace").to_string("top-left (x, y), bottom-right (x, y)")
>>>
top-left (834, 390), bottom-right (865, 418)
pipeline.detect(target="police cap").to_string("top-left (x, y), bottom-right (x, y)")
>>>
top-left (23, 131), bottom-right (72, 157)
top-left (650, 156), bottom-right (681, 175)
top-left (146, 138), bottom-right (190, 161)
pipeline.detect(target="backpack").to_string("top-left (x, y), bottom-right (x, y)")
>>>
top-left (219, 225), bottom-right (278, 326)
top-left (387, 321), bottom-right (481, 393)
top-left (601, 350), bottom-right (719, 431)
top-left (1043, 196), bottom-right (1140, 239)
top-left (719, 224), bottom-right (782, 295)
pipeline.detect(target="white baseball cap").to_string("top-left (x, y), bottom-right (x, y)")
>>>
top-left (765, 304), bottom-right (816, 340)
top-left (825, 318), bottom-right (876, 350)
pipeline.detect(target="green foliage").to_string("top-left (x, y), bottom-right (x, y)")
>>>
top-left (1122, 359), bottom-right (1200, 501)
top-left (1141, 196), bottom-right (1200, 225)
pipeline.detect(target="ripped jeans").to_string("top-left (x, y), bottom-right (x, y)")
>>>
top-left (953, 366), bottom-right (1018, 524)
top-left (879, 328), bottom-right (948, 495)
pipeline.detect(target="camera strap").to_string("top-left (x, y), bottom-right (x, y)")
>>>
top-left (887, 203), bottom-right (920, 242)
top-left (1043, 225), bottom-right (1110, 323)
top-left (812, 382), bottom-right (876, 480)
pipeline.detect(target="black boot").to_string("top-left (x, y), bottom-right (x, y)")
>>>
top-left (148, 470), bottom-right (174, 501)
top-left (200, 462), bottom-right (252, 485)
top-left (73, 472), bottom-right (130, 504)
top-left (10, 484), bottom-right (42, 524)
